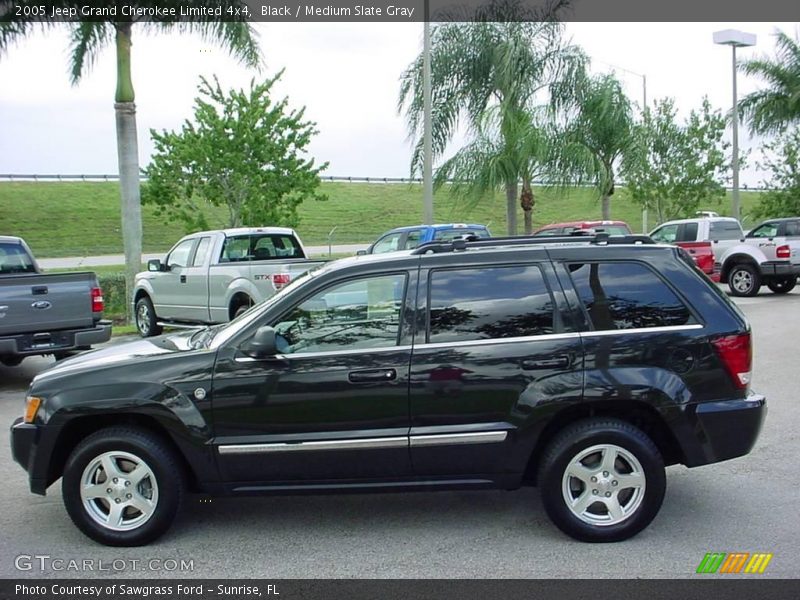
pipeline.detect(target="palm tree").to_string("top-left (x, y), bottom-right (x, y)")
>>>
top-left (398, 4), bottom-right (585, 235)
top-left (434, 106), bottom-right (555, 234)
top-left (1, 2), bottom-right (261, 318)
top-left (739, 30), bottom-right (800, 135)
top-left (553, 73), bottom-right (634, 220)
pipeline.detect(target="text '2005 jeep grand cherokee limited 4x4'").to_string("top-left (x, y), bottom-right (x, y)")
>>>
top-left (10, 235), bottom-right (765, 546)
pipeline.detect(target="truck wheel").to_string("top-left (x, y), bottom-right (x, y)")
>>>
top-left (767, 277), bottom-right (797, 294)
top-left (538, 418), bottom-right (666, 543)
top-left (728, 264), bottom-right (761, 297)
top-left (135, 296), bottom-right (163, 337)
top-left (233, 298), bottom-right (253, 319)
top-left (0, 356), bottom-right (24, 367)
top-left (61, 427), bottom-right (184, 547)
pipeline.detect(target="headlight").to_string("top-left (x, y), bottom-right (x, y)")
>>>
top-left (24, 396), bottom-right (42, 423)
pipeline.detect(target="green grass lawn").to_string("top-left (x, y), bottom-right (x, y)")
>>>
top-left (0, 180), bottom-right (763, 258)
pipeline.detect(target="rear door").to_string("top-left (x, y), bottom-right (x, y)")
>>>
top-left (408, 256), bottom-right (584, 479)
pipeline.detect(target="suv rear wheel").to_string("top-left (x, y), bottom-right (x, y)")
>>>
top-left (728, 263), bottom-right (761, 297)
top-left (538, 418), bottom-right (666, 542)
top-left (62, 427), bottom-right (184, 546)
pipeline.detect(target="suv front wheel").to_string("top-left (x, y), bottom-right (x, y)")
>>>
top-left (62, 427), bottom-right (184, 546)
top-left (538, 418), bottom-right (666, 543)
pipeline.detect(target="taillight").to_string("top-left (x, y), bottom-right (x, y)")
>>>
top-left (271, 273), bottom-right (291, 289)
top-left (776, 245), bottom-right (791, 259)
top-left (711, 333), bottom-right (752, 390)
top-left (91, 287), bottom-right (104, 313)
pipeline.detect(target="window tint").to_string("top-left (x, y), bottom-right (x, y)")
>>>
top-left (372, 233), bottom-right (402, 254)
top-left (191, 237), bottom-right (211, 267)
top-left (568, 262), bottom-right (695, 330)
top-left (221, 234), bottom-right (301, 262)
top-left (428, 265), bottom-right (554, 343)
top-left (0, 242), bottom-right (36, 274)
top-left (167, 239), bottom-right (196, 269)
top-left (433, 228), bottom-right (489, 241)
top-left (785, 221), bottom-right (800, 237)
top-left (272, 274), bottom-right (406, 354)
top-left (678, 222), bottom-right (698, 242)
top-left (710, 221), bottom-right (744, 240)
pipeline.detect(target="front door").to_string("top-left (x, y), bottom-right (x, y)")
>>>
top-left (150, 237), bottom-right (197, 320)
top-left (211, 271), bottom-right (415, 485)
top-left (408, 262), bottom-right (584, 478)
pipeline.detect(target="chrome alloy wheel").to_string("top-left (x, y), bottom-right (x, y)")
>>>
top-left (561, 444), bottom-right (646, 527)
top-left (732, 269), bottom-right (754, 294)
top-left (136, 302), bottom-right (151, 336)
top-left (80, 451), bottom-right (159, 532)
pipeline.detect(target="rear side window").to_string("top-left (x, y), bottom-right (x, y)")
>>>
top-left (677, 222), bottom-right (698, 242)
top-left (568, 262), bottom-right (695, 331)
top-left (428, 265), bottom-right (554, 343)
top-left (710, 221), bottom-right (744, 240)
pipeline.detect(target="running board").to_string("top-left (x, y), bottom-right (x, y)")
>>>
top-left (156, 321), bottom-right (202, 330)
top-left (231, 479), bottom-right (496, 494)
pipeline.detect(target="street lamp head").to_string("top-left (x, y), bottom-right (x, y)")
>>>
top-left (713, 29), bottom-right (757, 48)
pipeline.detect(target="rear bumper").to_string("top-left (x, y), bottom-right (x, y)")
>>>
top-left (0, 320), bottom-right (111, 358)
top-left (761, 261), bottom-right (800, 278)
top-left (10, 416), bottom-right (46, 495)
top-left (682, 393), bottom-right (766, 467)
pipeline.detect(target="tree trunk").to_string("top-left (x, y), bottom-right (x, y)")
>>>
top-left (520, 181), bottom-right (535, 235)
top-left (601, 194), bottom-right (611, 220)
top-left (114, 24), bottom-right (142, 324)
top-left (505, 181), bottom-right (518, 236)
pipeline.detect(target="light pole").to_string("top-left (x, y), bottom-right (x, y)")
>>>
top-left (422, 5), bottom-right (434, 225)
top-left (714, 29), bottom-right (756, 222)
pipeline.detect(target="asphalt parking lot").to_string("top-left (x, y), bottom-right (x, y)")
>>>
top-left (1, 287), bottom-right (798, 579)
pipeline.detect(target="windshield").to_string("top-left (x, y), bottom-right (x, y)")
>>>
top-left (209, 266), bottom-right (322, 348)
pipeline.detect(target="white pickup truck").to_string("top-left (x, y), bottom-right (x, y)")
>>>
top-left (715, 217), bottom-right (800, 296)
top-left (132, 228), bottom-right (326, 336)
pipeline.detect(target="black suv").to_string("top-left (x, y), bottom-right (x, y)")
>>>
top-left (11, 235), bottom-right (766, 546)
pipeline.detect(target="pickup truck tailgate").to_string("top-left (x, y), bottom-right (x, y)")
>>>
top-left (0, 272), bottom-right (98, 336)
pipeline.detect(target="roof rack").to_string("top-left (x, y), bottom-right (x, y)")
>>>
top-left (411, 233), bottom-right (655, 255)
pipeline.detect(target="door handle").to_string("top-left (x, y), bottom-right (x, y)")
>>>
top-left (348, 369), bottom-right (397, 383)
top-left (522, 355), bottom-right (571, 370)
top-left (180, 275), bottom-right (187, 283)
top-left (32, 285), bottom-right (48, 295)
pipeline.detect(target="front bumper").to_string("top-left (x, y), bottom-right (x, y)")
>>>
top-left (683, 393), bottom-right (766, 467)
top-left (10, 416), bottom-right (46, 494)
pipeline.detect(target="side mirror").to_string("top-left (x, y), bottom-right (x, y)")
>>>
top-left (356, 250), bottom-right (368, 256)
top-left (241, 325), bottom-right (278, 358)
top-left (147, 259), bottom-right (163, 272)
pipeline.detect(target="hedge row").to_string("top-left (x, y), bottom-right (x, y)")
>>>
top-left (97, 273), bottom-right (128, 322)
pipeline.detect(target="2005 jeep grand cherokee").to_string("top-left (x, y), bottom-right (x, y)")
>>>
top-left (11, 234), bottom-right (766, 546)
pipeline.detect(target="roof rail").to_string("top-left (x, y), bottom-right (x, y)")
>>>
top-left (410, 233), bottom-right (655, 255)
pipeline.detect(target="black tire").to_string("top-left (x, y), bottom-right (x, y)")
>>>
top-left (233, 298), bottom-right (253, 319)
top-left (728, 263), bottom-right (761, 297)
top-left (135, 296), bottom-right (162, 337)
top-left (538, 418), bottom-right (666, 543)
top-left (0, 355), bottom-right (24, 367)
top-left (61, 427), bottom-right (184, 546)
top-left (767, 277), bottom-right (797, 294)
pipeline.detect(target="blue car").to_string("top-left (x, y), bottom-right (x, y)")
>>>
top-left (360, 223), bottom-right (491, 254)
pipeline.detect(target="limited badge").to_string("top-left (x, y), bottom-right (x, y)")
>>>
top-left (193, 387), bottom-right (207, 400)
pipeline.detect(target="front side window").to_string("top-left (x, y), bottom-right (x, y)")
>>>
top-left (404, 230), bottom-right (424, 250)
top-left (167, 239), bottom-right (196, 269)
top-left (272, 274), bottom-right (406, 354)
top-left (428, 265), bottom-right (554, 343)
top-left (371, 233), bottom-right (403, 254)
top-left (650, 224), bottom-right (678, 243)
top-left (0, 242), bottom-right (36, 274)
top-left (749, 223), bottom-right (778, 239)
top-left (568, 262), bottom-right (695, 331)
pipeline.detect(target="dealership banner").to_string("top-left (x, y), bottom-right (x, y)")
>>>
top-left (2, 579), bottom-right (800, 600)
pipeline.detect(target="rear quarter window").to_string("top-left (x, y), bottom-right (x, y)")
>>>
top-left (567, 262), bottom-right (696, 330)
top-left (0, 242), bottom-right (36, 274)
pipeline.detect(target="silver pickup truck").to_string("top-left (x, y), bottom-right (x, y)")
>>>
top-left (133, 228), bottom-right (326, 337)
top-left (0, 236), bottom-right (111, 366)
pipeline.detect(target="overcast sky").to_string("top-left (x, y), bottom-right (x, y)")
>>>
top-left (0, 22), bottom-right (794, 186)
